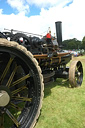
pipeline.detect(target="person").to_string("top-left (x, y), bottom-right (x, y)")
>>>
top-left (46, 27), bottom-right (52, 45)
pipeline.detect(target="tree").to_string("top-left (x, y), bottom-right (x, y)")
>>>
top-left (62, 38), bottom-right (82, 50)
top-left (82, 36), bottom-right (85, 49)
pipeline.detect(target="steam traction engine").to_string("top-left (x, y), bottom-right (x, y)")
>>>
top-left (0, 22), bottom-right (83, 128)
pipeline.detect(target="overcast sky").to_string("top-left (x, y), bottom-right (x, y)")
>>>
top-left (0, 0), bottom-right (85, 41)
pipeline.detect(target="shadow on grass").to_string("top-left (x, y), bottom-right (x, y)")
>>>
top-left (44, 56), bottom-right (85, 98)
top-left (44, 78), bottom-right (70, 98)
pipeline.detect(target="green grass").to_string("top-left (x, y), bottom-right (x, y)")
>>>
top-left (35, 55), bottom-right (85, 128)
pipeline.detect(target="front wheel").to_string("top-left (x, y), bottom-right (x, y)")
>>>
top-left (69, 60), bottom-right (83, 87)
top-left (0, 38), bottom-right (44, 128)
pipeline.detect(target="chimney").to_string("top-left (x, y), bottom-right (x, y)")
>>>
top-left (55, 21), bottom-right (62, 47)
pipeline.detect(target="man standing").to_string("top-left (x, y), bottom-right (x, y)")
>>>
top-left (46, 27), bottom-right (52, 45)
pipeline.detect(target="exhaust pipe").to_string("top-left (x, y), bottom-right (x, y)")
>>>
top-left (55, 21), bottom-right (62, 47)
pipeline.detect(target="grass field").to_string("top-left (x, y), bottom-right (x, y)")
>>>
top-left (35, 55), bottom-right (85, 128)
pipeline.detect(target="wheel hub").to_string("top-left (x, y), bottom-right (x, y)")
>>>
top-left (78, 72), bottom-right (81, 76)
top-left (0, 86), bottom-right (11, 107)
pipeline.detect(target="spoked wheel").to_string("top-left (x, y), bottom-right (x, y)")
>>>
top-left (0, 32), bottom-right (7, 39)
top-left (69, 60), bottom-right (83, 87)
top-left (11, 33), bottom-right (31, 50)
top-left (0, 39), bottom-right (44, 128)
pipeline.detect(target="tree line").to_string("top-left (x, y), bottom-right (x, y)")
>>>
top-left (62, 37), bottom-right (85, 50)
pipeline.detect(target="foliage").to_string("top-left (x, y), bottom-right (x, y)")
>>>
top-left (62, 38), bottom-right (82, 50)
top-left (82, 36), bottom-right (85, 49)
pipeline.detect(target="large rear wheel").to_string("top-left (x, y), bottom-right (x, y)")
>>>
top-left (0, 38), bottom-right (44, 128)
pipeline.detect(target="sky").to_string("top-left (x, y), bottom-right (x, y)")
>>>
top-left (0, 0), bottom-right (85, 41)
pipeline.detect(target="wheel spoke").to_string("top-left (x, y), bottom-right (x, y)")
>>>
top-left (12, 96), bottom-right (32, 102)
top-left (75, 65), bottom-right (81, 73)
top-left (75, 72), bottom-right (78, 77)
top-left (6, 65), bottom-right (19, 87)
top-left (77, 65), bottom-right (81, 70)
top-left (0, 114), bottom-right (4, 128)
top-left (6, 109), bottom-right (20, 127)
top-left (0, 57), bottom-right (14, 84)
top-left (11, 85), bottom-right (27, 95)
top-left (77, 76), bottom-right (80, 83)
top-left (11, 74), bottom-right (30, 87)
top-left (10, 102), bottom-right (22, 111)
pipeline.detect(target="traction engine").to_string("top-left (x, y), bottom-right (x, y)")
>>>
top-left (0, 21), bottom-right (83, 128)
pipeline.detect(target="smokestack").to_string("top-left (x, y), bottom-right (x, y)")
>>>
top-left (55, 21), bottom-right (62, 47)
